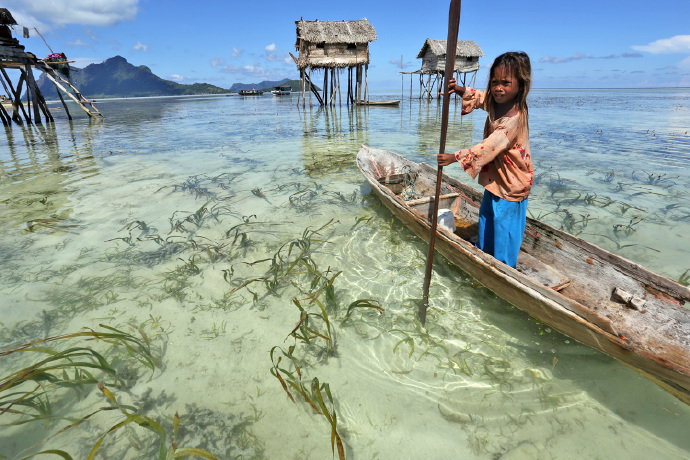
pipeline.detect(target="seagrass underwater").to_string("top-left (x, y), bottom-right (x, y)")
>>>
top-left (1, 89), bottom-right (689, 459)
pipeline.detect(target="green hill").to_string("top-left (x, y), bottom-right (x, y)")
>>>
top-left (37, 55), bottom-right (232, 99)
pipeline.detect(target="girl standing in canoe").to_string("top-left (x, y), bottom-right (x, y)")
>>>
top-left (438, 51), bottom-right (533, 268)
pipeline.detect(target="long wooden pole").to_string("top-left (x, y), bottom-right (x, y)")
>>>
top-left (419, 0), bottom-right (462, 325)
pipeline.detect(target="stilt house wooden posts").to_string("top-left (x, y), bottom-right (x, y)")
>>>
top-left (294, 18), bottom-right (377, 107)
top-left (0, 8), bottom-right (102, 127)
top-left (405, 38), bottom-right (483, 99)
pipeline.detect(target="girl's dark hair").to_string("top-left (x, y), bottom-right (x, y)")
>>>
top-left (485, 51), bottom-right (532, 133)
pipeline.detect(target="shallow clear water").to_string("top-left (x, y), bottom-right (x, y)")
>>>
top-left (1, 89), bottom-right (689, 459)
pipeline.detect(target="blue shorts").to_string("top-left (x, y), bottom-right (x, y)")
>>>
top-left (477, 190), bottom-right (528, 268)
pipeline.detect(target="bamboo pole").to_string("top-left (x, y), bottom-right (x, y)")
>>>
top-left (40, 69), bottom-right (97, 118)
top-left (356, 65), bottom-right (362, 104)
top-left (329, 68), bottom-right (334, 106)
top-left (53, 82), bottom-right (72, 120)
top-left (32, 27), bottom-right (54, 54)
top-left (401, 55), bottom-right (404, 102)
top-left (0, 67), bottom-right (23, 124)
top-left (331, 68), bottom-right (338, 106)
top-left (20, 70), bottom-right (33, 123)
top-left (26, 66), bottom-right (53, 122)
top-left (364, 64), bottom-right (369, 103)
top-left (337, 68), bottom-right (341, 106)
top-left (301, 70), bottom-right (305, 109)
top-left (420, 0), bottom-right (462, 325)
top-left (347, 67), bottom-right (352, 105)
top-left (330, 68), bottom-right (334, 107)
top-left (309, 67), bottom-right (312, 107)
top-left (13, 73), bottom-right (31, 123)
top-left (23, 66), bottom-right (42, 124)
top-left (0, 101), bottom-right (9, 126)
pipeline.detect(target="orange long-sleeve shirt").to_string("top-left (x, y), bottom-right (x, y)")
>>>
top-left (453, 88), bottom-right (533, 201)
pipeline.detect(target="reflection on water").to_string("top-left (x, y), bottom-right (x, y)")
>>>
top-left (1, 90), bottom-right (689, 459)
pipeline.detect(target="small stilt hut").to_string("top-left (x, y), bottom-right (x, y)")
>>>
top-left (0, 8), bottom-right (102, 128)
top-left (403, 38), bottom-right (484, 99)
top-left (294, 18), bottom-right (377, 107)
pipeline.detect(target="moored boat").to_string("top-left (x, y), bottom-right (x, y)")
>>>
top-left (357, 100), bottom-right (400, 106)
top-left (271, 85), bottom-right (292, 96)
top-left (356, 145), bottom-right (690, 405)
top-left (238, 89), bottom-right (262, 96)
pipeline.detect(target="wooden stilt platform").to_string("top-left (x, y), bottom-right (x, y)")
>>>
top-left (1, 42), bottom-right (102, 126)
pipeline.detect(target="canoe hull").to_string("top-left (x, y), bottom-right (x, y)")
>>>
top-left (357, 145), bottom-right (690, 405)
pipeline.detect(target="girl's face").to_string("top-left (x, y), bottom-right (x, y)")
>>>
top-left (490, 66), bottom-right (519, 105)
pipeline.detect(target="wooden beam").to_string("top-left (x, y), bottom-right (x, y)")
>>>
top-left (53, 82), bottom-right (72, 120)
top-left (0, 67), bottom-right (23, 124)
top-left (13, 73), bottom-right (31, 123)
top-left (39, 68), bottom-right (97, 118)
top-left (23, 66), bottom-right (42, 124)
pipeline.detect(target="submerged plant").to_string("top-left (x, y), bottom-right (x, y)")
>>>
top-left (679, 269), bottom-right (690, 287)
top-left (0, 324), bottom-right (168, 457)
top-left (613, 216), bottom-right (643, 237)
top-left (270, 348), bottom-right (345, 460)
top-left (89, 383), bottom-right (219, 460)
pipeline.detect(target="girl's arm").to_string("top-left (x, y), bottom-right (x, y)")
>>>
top-left (438, 153), bottom-right (457, 166)
top-left (443, 79), bottom-right (485, 114)
top-left (443, 78), bottom-right (466, 96)
top-left (439, 116), bottom-right (520, 177)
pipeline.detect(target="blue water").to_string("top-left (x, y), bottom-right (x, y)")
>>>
top-left (1, 89), bottom-right (689, 459)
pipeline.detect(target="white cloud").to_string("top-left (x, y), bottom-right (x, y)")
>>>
top-left (632, 35), bottom-right (690, 54)
top-left (71, 57), bottom-right (103, 69)
top-left (5, 10), bottom-right (48, 31)
top-left (68, 39), bottom-right (89, 46)
top-left (264, 43), bottom-right (286, 62)
top-left (540, 53), bottom-right (591, 63)
top-left (540, 52), bottom-right (642, 64)
top-left (210, 57), bottom-right (226, 67)
top-left (169, 74), bottom-right (185, 82)
top-left (5, 0), bottom-right (139, 27)
top-left (679, 56), bottom-right (690, 70)
top-left (220, 64), bottom-right (269, 78)
top-left (231, 47), bottom-right (242, 57)
top-left (132, 41), bottom-right (148, 52)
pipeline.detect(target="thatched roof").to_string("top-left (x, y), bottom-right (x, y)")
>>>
top-left (0, 8), bottom-right (18, 26)
top-left (416, 39), bottom-right (484, 59)
top-left (295, 18), bottom-right (377, 45)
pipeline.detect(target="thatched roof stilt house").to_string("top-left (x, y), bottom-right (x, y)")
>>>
top-left (294, 18), bottom-right (377, 107)
top-left (403, 38), bottom-right (484, 99)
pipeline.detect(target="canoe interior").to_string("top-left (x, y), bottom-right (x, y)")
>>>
top-left (357, 145), bottom-right (690, 404)
top-left (378, 167), bottom-right (573, 292)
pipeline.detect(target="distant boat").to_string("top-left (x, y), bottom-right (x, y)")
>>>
top-left (239, 89), bottom-right (262, 96)
top-left (271, 85), bottom-right (292, 96)
top-left (357, 100), bottom-right (400, 106)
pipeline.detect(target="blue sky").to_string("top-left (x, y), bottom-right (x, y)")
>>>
top-left (6, 0), bottom-right (690, 89)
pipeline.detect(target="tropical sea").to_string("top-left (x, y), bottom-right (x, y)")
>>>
top-left (1, 88), bottom-right (689, 459)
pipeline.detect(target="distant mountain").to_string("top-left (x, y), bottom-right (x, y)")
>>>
top-left (36, 55), bottom-right (232, 99)
top-left (230, 78), bottom-right (292, 93)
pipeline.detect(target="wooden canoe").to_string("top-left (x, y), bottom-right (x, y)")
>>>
top-left (356, 145), bottom-right (690, 405)
top-left (358, 100), bottom-right (400, 106)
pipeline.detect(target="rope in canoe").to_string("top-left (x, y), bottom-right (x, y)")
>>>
top-left (401, 165), bottom-right (421, 201)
